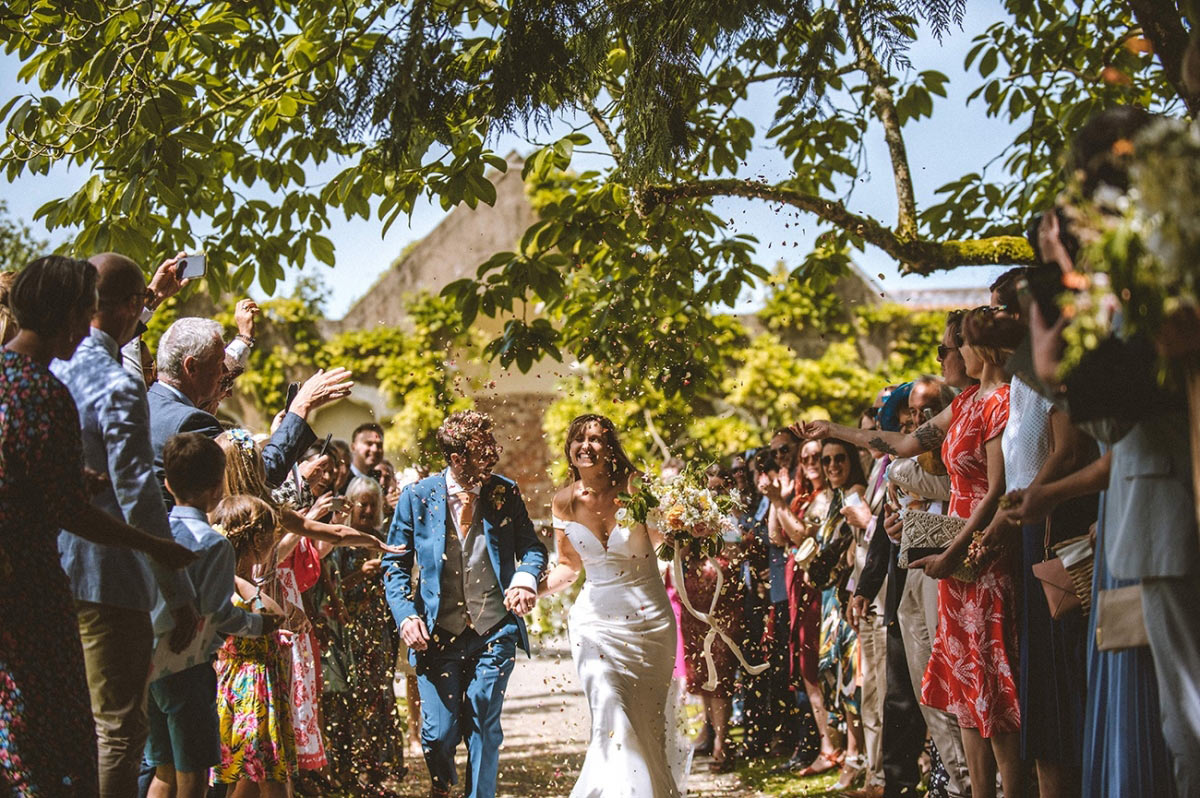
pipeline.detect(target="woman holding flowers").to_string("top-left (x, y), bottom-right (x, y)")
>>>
top-left (541, 414), bottom-right (687, 798)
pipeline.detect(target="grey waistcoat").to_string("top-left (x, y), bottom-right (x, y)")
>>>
top-left (437, 510), bottom-right (507, 636)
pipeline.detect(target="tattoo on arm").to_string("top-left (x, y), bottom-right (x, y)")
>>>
top-left (867, 436), bottom-right (899, 456)
top-left (914, 421), bottom-right (946, 453)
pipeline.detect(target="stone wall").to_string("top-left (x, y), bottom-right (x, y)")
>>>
top-left (334, 153), bottom-right (536, 333)
top-left (474, 392), bottom-right (558, 521)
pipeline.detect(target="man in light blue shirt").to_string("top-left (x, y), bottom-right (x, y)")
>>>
top-left (52, 253), bottom-right (200, 798)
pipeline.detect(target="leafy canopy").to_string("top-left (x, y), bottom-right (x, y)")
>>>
top-left (0, 0), bottom-right (1192, 393)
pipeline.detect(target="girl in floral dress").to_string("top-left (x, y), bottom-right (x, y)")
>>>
top-left (215, 430), bottom-right (399, 791)
top-left (211, 495), bottom-right (296, 794)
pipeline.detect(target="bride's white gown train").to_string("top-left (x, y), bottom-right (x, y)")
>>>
top-left (554, 518), bottom-right (688, 798)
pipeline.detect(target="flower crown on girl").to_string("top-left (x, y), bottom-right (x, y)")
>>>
top-left (227, 428), bottom-right (257, 452)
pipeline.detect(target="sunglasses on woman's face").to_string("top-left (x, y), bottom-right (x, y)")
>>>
top-left (770, 443), bottom-right (794, 456)
top-left (800, 453), bottom-right (820, 465)
top-left (821, 453), bottom-right (848, 466)
top-left (937, 344), bottom-right (958, 360)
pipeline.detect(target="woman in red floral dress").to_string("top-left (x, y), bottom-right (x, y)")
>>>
top-left (798, 306), bottom-right (1027, 798)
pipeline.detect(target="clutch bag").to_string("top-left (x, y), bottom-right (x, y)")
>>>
top-left (898, 509), bottom-right (963, 567)
top-left (1096, 584), bottom-right (1150, 651)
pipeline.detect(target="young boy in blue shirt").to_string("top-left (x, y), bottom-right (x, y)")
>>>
top-left (145, 433), bottom-right (278, 797)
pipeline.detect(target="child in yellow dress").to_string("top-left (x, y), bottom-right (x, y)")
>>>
top-left (210, 495), bottom-right (296, 795)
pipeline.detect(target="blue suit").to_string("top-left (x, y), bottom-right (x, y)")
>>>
top-left (383, 471), bottom-right (547, 798)
top-left (146, 382), bottom-right (315, 502)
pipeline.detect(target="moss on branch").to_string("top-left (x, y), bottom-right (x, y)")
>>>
top-left (639, 179), bottom-right (1036, 274)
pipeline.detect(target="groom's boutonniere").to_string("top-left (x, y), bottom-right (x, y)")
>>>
top-left (490, 483), bottom-right (508, 512)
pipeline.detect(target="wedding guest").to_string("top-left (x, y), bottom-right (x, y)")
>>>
top-left (804, 306), bottom-right (1027, 798)
top-left (328, 476), bottom-right (406, 795)
top-left (145, 433), bottom-right (275, 798)
top-left (679, 466), bottom-right (745, 772)
top-left (210, 496), bottom-right (297, 796)
top-left (985, 264), bottom-right (1097, 797)
top-left (52, 252), bottom-right (200, 797)
top-left (349, 423), bottom-right (385, 480)
top-left (1012, 107), bottom-right (1182, 797)
top-left (748, 432), bottom-right (806, 757)
top-left (811, 438), bottom-right (868, 791)
top-left (850, 373), bottom-right (968, 798)
top-left (1, 255), bottom-right (193, 796)
top-left (842, 386), bottom-right (900, 794)
top-left (767, 436), bottom-right (836, 771)
top-left (147, 317), bottom-right (352, 499)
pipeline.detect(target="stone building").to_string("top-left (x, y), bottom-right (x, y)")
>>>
top-left (293, 154), bottom-right (988, 518)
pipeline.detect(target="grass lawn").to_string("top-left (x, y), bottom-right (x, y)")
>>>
top-left (733, 755), bottom-right (846, 798)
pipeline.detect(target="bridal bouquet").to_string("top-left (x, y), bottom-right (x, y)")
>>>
top-left (620, 462), bottom-right (764, 690)
top-left (619, 464), bottom-right (741, 561)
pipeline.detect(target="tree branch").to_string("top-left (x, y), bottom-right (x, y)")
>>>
top-left (584, 100), bottom-right (622, 161)
top-left (638, 178), bottom-right (1034, 273)
top-left (840, 0), bottom-right (917, 241)
top-left (1126, 0), bottom-right (1199, 114)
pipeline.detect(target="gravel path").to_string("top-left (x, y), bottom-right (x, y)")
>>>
top-left (386, 640), bottom-right (760, 798)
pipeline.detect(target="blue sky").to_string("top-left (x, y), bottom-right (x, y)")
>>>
top-left (0, 1), bottom-right (1017, 318)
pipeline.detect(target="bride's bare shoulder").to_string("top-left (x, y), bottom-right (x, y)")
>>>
top-left (552, 483), bottom-right (577, 519)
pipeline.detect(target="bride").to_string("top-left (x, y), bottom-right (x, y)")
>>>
top-left (540, 414), bottom-right (686, 798)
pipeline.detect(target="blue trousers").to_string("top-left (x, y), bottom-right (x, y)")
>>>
top-left (417, 619), bottom-right (518, 798)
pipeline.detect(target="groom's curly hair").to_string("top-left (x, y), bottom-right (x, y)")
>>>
top-left (436, 410), bottom-right (495, 459)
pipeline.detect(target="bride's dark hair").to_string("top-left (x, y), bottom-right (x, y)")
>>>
top-left (564, 414), bottom-right (637, 486)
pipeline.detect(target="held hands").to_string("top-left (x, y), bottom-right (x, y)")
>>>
top-left (402, 617), bottom-right (432, 651)
top-left (504, 585), bottom-right (537, 616)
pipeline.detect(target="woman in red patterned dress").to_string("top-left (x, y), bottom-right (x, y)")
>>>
top-left (798, 306), bottom-right (1028, 798)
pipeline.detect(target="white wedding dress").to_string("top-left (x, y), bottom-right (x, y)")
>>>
top-left (554, 517), bottom-right (689, 798)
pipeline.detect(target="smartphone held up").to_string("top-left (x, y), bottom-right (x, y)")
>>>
top-left (176, 252), bottom-right (207, 281)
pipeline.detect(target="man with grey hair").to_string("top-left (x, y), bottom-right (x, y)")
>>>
top-left (147, 316), bottom-right (354, 502)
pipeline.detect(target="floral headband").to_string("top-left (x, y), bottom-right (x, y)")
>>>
top-left (228, 428), bottom-right (257, 452)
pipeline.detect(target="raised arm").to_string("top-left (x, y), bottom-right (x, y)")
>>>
top-left (278, 506), bottom-right (401, 552)
top-left (797, 406), bottom-right (955, 461)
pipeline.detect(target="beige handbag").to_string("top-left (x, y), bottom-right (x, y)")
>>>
top-left (898, 509), bottom-right (977, 581)
top-left (897, 509), bottom-right (964, 567)
top-left (1095, 585), bottom-right (1150, 651)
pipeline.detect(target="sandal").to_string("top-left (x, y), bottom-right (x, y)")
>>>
top-left (833, 755), bottom-right (866, 791)
top-left (798, 750), bottom-right (843, 777)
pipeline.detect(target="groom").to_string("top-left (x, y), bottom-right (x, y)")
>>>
top-left (383, 410), bottom-right (548, 798)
